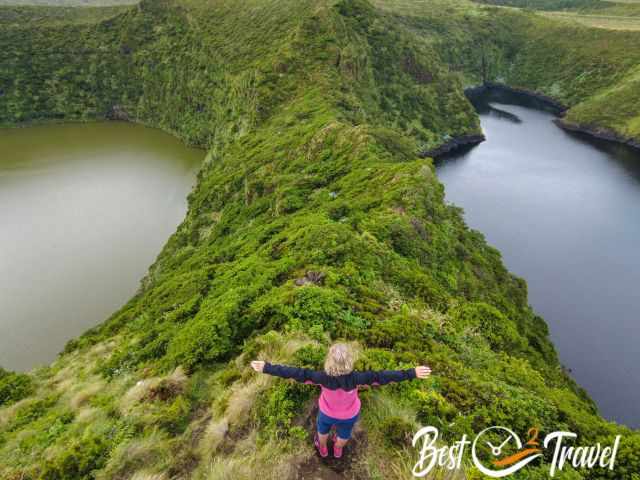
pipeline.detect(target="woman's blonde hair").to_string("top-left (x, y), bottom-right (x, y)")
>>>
top-left (324, 343), bottom-right (355, 376)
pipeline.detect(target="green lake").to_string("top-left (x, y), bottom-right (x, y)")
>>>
top-left (0, 122), bottom-right (202, 371)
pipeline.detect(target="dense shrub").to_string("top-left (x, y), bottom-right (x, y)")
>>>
top-left (288, 286), bottom-right (346, 334)
top-left (39, 434), bottom-right (109, 480)
top-left (257, 382), bottom-right (312, 439)
top-left (380, 416), bottom-right (414, 446)
top-left (165, 311), bottom-right (233, 370)
top-left (0, 368), bottom-right (33, 407)
top-left (449, 302), bottom-right (526, 351)
top-left (156, 396), bottom-right (191, 435)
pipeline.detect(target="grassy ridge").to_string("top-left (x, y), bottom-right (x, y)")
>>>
top-left (0, 1), bottom-right (638, 479)
top-left (541, 12), bottom-right (640, 32)
top-left (0, 4), bottom-right (129, 25)
top-left (473, 0), bottom-right (640, 16)
top-left (471, 0), bottom-right (640, 30)
top-left (473, 0), bottom-right (606, 10)
top-left (0, 0), bottom-right (138, 6)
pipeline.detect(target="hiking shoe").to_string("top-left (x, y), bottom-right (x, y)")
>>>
top-left (314, 434), bottom-right (328, 458)
top-left (333, 444), bottom-right (343, 459)
top-left (332, 433), bottom-right (344, 459)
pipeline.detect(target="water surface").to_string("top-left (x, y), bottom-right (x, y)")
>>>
top-left (0, 122), bottom-right (201, 371)
top-left (437, 90), bottom-right (640, 428)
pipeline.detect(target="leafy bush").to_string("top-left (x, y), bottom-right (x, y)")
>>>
top-left (288, 286), bottom-right (345, 335)
top-left (39, 434), bottom-right (109, 480)
top-left (156, 395), bottom-right (191, 435)
top-left (7, 396), bottom-right (58, 432)
top-left (257, 382), bottom-right (312, 439)
top-left (413, 390), bottom-right (458, 427)
top-left (0, 368), bottom-right (33, 406)
top-left (450, 302), bottom-right (525, 351)
top-left (292, 344), bottom-right (327, 369)
top-left (380, 416), bottom-right (414, 446)
top-left (164, 300), bottom-right (235, 369)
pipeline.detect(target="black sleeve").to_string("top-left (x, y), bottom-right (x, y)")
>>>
top-left (262, 363), bottom-right (324, 384)
top-left (353, 368), bottom-right (416, 386)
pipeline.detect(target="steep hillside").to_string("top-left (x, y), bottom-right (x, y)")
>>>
top-left (375, 0), bottom-right (640, 146)
top-left (0, 1), bottom-right (638, 479)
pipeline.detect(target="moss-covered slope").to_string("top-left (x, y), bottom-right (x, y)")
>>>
top-left (0, 1), bottom-right (638, 479)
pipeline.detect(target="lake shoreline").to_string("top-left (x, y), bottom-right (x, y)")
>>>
top-left (427, 82), bottom-right (640, 159)
top-left (421, 133), bottom-right (486, 158)
top-left (554, 119), bottom-right (640, 151)
top-left (424, 83), bottom-right (568, 159)
top-left (466, 83), bottom-right (568, 113)
top-left (467, 83), bottom-right (640, 154)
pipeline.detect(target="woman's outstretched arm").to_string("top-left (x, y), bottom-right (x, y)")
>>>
top-left (354, 365), bottom-right (431, 386)
top-left (251, 360), bottom-right (324, 384)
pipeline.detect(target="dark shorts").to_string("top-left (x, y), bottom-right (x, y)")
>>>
top-left (316, 410), bottom-right (359, 440)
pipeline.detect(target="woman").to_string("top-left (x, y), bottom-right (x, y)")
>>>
top-left (251, 343), bottom-right (431, 458)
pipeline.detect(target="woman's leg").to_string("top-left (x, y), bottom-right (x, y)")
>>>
top-left (333, 436), bottom-right (350, 449)
top-left (316, 412), bottom-right (333, 455)
top-left (333, 414), bottom-right (359, 457)
top-left (334, 436), bottom-right (349, 448)
top-left (335, 414), bottom-right (358, 443)
top-left (318, 432), bottom-right (330, 448)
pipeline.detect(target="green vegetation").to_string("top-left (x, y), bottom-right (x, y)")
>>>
top-left (473, 0), bottom-right (640, 16)
top-left (0, 4), bottom-right (130, 26)
top-left (0, 0), bottom-right (137, 6)
top-left (540, 11), bottom-right (640, 31)
top-left (0, 368), bottom-right (33, 406)
top-left (474, 0), bottom-right (605, 10)
top-left (375, 0), bottom-right (640, 142)
top-left (0, 0), bottom-right (639, 479)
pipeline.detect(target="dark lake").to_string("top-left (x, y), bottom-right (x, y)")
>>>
top-left (0, 122), bottom-right (202, 371)
top-left (436, 89), bottom-right (640, 428)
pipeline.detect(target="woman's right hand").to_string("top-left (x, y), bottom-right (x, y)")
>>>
top-left (415, 365), bottom-right (432, 379)
top-left (251, 360), bottom-right (265, 373)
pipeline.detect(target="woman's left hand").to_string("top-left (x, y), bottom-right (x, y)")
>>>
top-left (251, 360), bottom-right (265, 373)
top-left (415, 365), bottom-right (432, 379)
